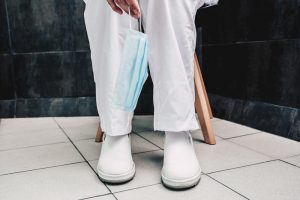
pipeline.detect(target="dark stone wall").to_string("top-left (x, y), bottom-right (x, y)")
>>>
top-left (0, 0), bottom-right (97, 117)
top-left (0, 0), bottom-right (299, 140)
top-left (196, 0), bottom-right (300, 140)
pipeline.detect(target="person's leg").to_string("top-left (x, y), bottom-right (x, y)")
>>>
top-left (84, 0), bottom-right (139, 183)
top-left (84, 0), bottom-right (136, 136)
top-left (140, 0), bottom-right (203, 131)
top-left (139, 0), bottom-right (205, 189)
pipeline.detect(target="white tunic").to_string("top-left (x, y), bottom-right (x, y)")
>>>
top-left (83, 0), bottom-right (205, 135)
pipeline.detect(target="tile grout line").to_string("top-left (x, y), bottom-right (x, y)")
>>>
top-left (9, 49), bottom-right (90, 55)
top-left (53, 118), bottom-right (115, 198)
top-left (3, 0), bottom-right (18, 117)
top-left (131, 128), bottom-right (161, 135)
top-left (109, 181), bottom-right (162, 194)
top-left (222, 131), bottom-right (262, 140)
top-left (202, 37), bottom-right (300, 47)
top-left (85, 149), bottom-right (163, 163)
top-left (113, 183), bottom-right (162, 195)
top-left (211, 118), bottom-right (222, 122)
top-left (132, 149), bottom-right (162, 155)
top-left (0, 123), bottom-right (105, 152)
top-left (286, 109), bottom-right (298, 138)
top-left (79, 183), bottom-right (163, 200)
top-left (78, 193), bottom-right (117, 200)
top-left (0, 140), bottom-right (71, 152)
top-left (206, 159), bottom-right (279, 175)
top-left (224, 137), bottom-right (279, 159)
top-left (278, 159), bottom-right (300, 169)
top-left (132, 131), bottom-right (164, 150)
top-left (198, 133), bottom-right (276, 161)
top-left (3, 0), bottom-right (13, 53)
top-left (205, 174), bottom-right (250, 200)
top-left (0, 161), bottom-right (86, 177)
top-left (65, 137), bottom-right (100, 143)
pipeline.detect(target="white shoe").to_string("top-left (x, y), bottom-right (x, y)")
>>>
top-left (204, 0), bottom-right (219, 6)
top-left (162, 131), bottom-right (201, 189)
top-left (203, 0), bottom-right (219, 8)
top-left (97, 134), bottom-right (135, 183)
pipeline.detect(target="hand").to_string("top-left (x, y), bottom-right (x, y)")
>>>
top-left (106, 0), bottom-right (140, 19)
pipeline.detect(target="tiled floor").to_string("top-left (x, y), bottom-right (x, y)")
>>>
top-left (0, 115), bottom-right (299, 200)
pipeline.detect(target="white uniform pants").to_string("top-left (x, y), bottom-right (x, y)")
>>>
top-left (84, 0), bottom-right (205, 136)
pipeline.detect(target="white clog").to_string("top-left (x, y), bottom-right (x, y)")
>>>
top-left (97, 134), bottom-right (135, 183)
top-left (162, 131), bottom-right (202, 189)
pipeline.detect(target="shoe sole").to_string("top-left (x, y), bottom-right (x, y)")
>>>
top-left (97, 164), bottom-right (136, 184)
top-left (161, 170), bottom-right (202, 189)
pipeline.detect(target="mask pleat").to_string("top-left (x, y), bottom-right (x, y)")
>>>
top-left (113, 29), bottom-right (149, 112)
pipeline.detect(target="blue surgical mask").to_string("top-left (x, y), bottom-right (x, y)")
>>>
top-left (113, 10), bottom-right (149, 112)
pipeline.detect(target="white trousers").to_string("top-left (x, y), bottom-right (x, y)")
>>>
top-left (84, 0), bottom-right (205, 136)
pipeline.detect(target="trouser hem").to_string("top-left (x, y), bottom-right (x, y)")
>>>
top-left (103, 126), bottom-right (132, 136)
top-left (153, 114), bottom-right (200, 132)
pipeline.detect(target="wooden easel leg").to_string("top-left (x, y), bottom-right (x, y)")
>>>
top-left (95, 123), bottom-right (104, 143)
top-left (195, 54), bottom-right (213, 119)
top-left (194, 53), bottom-right (216, 145)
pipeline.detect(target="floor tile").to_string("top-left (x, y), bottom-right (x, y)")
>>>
top-left (191, 129), bottom-right (223, 144)
top-left (0, 143), bottom-right (84, 175)
top-left (137, 130), bottom-right (223, 149)
top-left (73, 139), bottom-right (101, 161)
top-left (86, 194), bottom-right (116, 200)
top-left (211, 117), bottom-right (222, 122)
top-left (282, 155), bottom-right (300, 167)
top-left (212, 120), bottom-right (260, 139)
top-left (1, 116), bottom-right (298, 200)
top-left (196, 115), bottom-right (223, 125)
top-left (0, 127), bottom-right (69, 151)
top-left (228, 132), bottom-right (300, 159)
top-left (132, 115), bottom-right (154, 133)
top-left (74, 134), bottom-right (159, 161)
top-left (132, 115), bottom-right (222, 133)
top-left (115, 176), bottom-right (246, 200)
top-left (210, 160), bottom-right (300, 200)
top-left (131, 134), bottom-right (160, 153)
top-left (55, 116), bottom-right (99, 126)
top-left (194, 140), bottom-right (272, 173)
top-left (0, 117), bottom-right (58, 136)
top-left (0, 163), bottom-right (109, 200)
top-left (55, 117), bottom-right (99, 141)
top-left (136, 131), bottom-right (164, 149)
top-left (89, 150), bottom-right (163, 192)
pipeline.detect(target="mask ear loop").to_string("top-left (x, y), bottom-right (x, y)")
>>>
top-left (138, 11), bottom-right (142, 32)
top-left (128, 6), bottom-right (142, 32)
top-left (128, 6), bottom-right (132, 30)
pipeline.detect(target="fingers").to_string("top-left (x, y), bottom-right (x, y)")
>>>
top-left (107, 0), bottom-right (141, 19)
top-left (126, 0), bottom-right (140, 19)
top-left (114, 0), bottom-right (130, 15)
top-left (106, 0), bottom-right (123, 15)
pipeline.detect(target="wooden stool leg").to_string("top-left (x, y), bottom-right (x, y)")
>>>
top-left (195, 54), bottom-right (213, 119)
top-left (95, 123), bottom-right (104, 143)
top-left (194, 53), bottom-right (216, 145)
